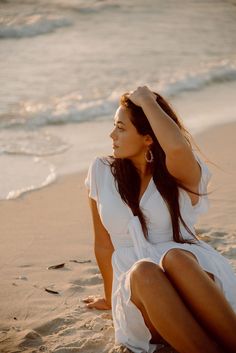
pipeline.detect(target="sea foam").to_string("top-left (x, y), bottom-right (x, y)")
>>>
top-left (0, 14), bottom-right (72, 39)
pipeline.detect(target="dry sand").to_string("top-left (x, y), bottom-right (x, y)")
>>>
top-left (0, 122), bottom-right (235, 353)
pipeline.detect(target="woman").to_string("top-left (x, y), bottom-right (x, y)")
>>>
top-left (83, 86), bottom-right (236, 353)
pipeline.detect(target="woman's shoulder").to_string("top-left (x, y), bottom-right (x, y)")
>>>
top-left (88, 155), bottom-right (113, 174)
top-left (85, 155), bottom-right (113, 196)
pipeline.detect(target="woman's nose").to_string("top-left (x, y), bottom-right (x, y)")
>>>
top-left (109, 127), bottom-right (116, 139)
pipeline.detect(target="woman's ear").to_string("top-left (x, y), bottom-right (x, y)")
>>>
top-left (144, 134), bottom-right (153, 146)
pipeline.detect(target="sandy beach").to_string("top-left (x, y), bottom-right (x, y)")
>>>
top-left (0, 120), bottom-right (235, 353)
top-left (1, 1), bottom-right (236, 351)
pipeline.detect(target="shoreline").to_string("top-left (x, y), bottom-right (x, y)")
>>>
top-left (0, 120), bottom-right (236, 353)
top-left (3, 117), bottom-right (236, 204)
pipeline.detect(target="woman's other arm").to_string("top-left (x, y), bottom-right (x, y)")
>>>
top-left (83, 197), bottom-right (114, 310)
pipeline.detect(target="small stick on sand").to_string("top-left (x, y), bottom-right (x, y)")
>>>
top-left (45, 288), bottom-right (60, 295)
top-left (69, 259), bottom-right (91, 264)
top-left (47, 263), bottom-right (65, 270)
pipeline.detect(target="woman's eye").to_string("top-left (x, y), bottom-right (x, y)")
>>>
top-left (113, 123), bottom-right (124, 131)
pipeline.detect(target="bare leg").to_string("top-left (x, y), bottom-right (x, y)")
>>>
top-left (130, 260), bottom-right (223, 353)
top-left (162, 249), bottom-right (236, 353)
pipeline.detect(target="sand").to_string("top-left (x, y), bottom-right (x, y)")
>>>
top-left (0, 121), bottom-right (235, 353)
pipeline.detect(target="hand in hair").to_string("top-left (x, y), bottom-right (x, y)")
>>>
top-left (128, 86), bottom-right (156, 107)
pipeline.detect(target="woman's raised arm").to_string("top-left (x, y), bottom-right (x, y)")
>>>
top-left (129, 86), bottom-right (201, 189)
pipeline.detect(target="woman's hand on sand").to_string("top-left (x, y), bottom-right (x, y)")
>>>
top-left (82, 296), bottom-right (111, 310)
top-left (128, 86), bottom-right (156, 107)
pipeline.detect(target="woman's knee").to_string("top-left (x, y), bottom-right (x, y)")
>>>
top-left (130, 260), bottom-right (163, 287)
top-left (162, 249), bottom-right (216, 283)
top-left (130, 261), bottom-right (164, 307)
top-left (162, 248), bottom-right (198, 273)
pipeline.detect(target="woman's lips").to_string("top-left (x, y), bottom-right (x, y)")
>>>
top-left (112, 144), bottom-right (119, 149)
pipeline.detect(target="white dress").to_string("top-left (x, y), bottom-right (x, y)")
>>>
top-left (84, 152), bottom-right (236, 353)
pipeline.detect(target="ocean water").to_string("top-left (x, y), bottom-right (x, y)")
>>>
top-left (1, 0), bottom-right (236, 200)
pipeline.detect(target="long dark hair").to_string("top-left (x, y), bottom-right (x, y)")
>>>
top-left (106, 92), bottom-right (207, 244)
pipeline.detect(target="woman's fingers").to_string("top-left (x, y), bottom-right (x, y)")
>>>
top-left (84, 298), bottom-right (101, 309)
top-left (128, 86), bottom-right (156, 107)
top-left (86, 301), bottom-right (95, 308)
top-left (82, 297), bottom-right (111, 310)
top-left (82, 296), bottom-right (95, 303)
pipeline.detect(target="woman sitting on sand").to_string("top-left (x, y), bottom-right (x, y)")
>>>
top-left (83, 86), bottom-right (236, 353)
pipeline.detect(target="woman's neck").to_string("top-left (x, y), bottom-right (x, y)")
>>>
top-left (131, 160), bottom-right (152, 179)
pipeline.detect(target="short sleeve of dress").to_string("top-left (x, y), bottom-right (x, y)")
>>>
top-left (191, 151), bottom-right (212, 215)
top-left (84, 157), bottom-right (99, 201)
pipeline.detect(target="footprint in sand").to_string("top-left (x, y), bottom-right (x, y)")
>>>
top-left (108, 344), bottom-right (177, 353)
top-left (222, 246), bottom-right (236, 257)
top-left (82, 313), bottom-right (113, 331)
top-left (19, 330), bottom-right (43, 348)
top-left (55, 334), bottom-right (112, 352)
top-left (196, 227), bottom-right (211, 235)
top-left (51, 313), bottom-right (114, 353)
top-left (57, 326), bottom-right (78, 337)
top-left (197, 228), bottom-right (228, 246)
top-left (30, 267), bottom-right (112, 352)
top-left (197, 227), bottom-right (228, 238)
top-left (34, 316), bottom-right (76, 336)
top-left (198, 229), bottom-right (228, 248)
top-left (211, 230), bottom-right (228, 237)
top-left (84, 266), bottom-right (100, 275)
top-left (70, 273), bottom-right (103, 286)
top-left (108, 345), bottom-right (134, 353)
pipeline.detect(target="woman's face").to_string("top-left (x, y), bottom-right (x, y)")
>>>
top-left (109, 106), bottom-right (149, 161)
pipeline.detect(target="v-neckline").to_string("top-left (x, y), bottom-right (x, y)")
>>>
top-left (138, 176), bottom-right (153, 205)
